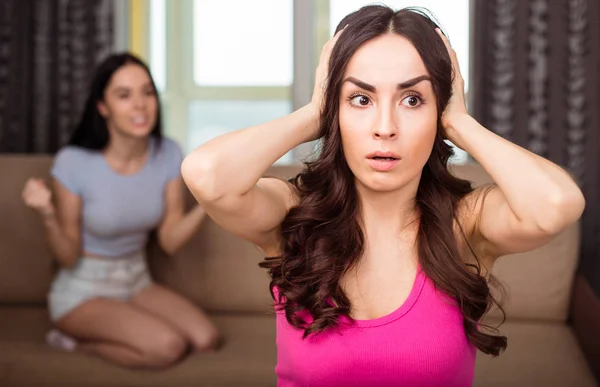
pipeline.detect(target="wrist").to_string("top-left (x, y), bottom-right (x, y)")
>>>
top-left (444, 113), bottom-right (473, 144)
top-left (192, 204), bottom-right (206, 219)
top-left (300, 103), bottom-right (322, 142)
top-left (39, 205), bottom-right (56, 222)
top-left (303, 103), bottom-right (320, 124)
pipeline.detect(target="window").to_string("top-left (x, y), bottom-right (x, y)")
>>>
top-left (148, 0), bottom-right (166, 91)
top-left (192, 0), bottom-right (293, 87)
top-left (143, 0), bottom-right (294, 164)
top-left (138, 0), bottom-right (471, 165)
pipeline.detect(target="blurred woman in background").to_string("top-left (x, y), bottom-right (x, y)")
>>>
top-left (22, 53), bottom-right (219, 369)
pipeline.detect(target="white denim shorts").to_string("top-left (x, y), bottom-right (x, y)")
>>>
top-left (47, 251), bottom-right (152, 322)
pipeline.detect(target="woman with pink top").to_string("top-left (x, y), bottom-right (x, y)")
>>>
top-left (181, 5), bottom-right (585, 386)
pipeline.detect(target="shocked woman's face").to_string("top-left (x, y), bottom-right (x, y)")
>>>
top-left (338, 33), bottom-right (438, 194)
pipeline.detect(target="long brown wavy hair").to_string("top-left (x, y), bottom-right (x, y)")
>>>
top-left (259, 5), bottom-right (507, 356)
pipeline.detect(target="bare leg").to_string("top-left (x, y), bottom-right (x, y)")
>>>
top-left (55, 298), bottom-right (189, 369)
top-left (132, 284), bottom-right (221, 351)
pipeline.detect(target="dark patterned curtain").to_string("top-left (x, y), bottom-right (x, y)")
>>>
top-left (472, 0), bottom-right (600, 378)
top-left (0, 0), bottom-right (114, 154)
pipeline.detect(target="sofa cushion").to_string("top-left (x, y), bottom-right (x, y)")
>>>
top-left (148, 221), bottom-right (275, 314)
top-left (486, 222), bottom-right (580, 321)
top-left (0, 307), bottom-right (277, 387)
top-left (474, 319), bottom-right (597, 387)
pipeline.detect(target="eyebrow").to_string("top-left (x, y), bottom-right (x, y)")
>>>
top-left (112, 83), bottom-right (154, 93)
top-left (343, 75), bottom-right (431, 92)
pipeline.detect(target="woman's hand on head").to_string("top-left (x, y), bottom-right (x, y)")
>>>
top-left (311, 26), bottom-right (347, 116)
top-left (435, 28), bottom-right (469, 139)
top-left (22, 178), bottom-right (55, 218)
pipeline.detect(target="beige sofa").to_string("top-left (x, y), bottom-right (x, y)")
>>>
top-left (0, 155), bottom-right (597, 387)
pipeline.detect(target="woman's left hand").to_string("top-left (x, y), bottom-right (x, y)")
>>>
top-left (436, 28), bottom-right (469, 143)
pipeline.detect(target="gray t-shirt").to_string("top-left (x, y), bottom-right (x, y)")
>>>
top-left (51, 137), bottom-right (183, 257)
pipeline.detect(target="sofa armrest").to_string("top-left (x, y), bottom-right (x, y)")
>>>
top-left (571, 274), bottom-right (600, 383)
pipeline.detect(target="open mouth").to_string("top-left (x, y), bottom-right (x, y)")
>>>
top-left (367, 152), bottom-right (401, 171)
top-left (132, 116), bottom-right (148, 125)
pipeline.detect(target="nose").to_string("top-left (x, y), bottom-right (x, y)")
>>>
top-left (372, 104), bottom-right (398, 139)
top-left (133, 93), bottom-right (147, 110)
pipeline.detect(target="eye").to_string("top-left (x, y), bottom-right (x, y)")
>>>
top-left (349, 94), bottom-right (371, 107)
top-left (402, 95), bottom-right (422, 107)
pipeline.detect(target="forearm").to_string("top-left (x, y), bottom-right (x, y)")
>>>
top-left (41, 212), bottom-right (80, 267)
top-left (448, 114), bottom-right (585, 232)
top-left (181, 103), bottom-right (319, 201)
top-left (159, 205), bottom-right (207, 255)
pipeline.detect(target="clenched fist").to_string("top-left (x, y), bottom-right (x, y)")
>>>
top-left (22, 178), bottom-right (54, 217)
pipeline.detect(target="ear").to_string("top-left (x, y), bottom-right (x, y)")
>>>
top-left (97, 100), bottom-right (109, 118)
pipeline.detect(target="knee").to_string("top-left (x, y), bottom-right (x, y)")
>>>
top-left (194, 326), bottom-right (221, 352)
top-left (141, 332), bottom-right (188, 367)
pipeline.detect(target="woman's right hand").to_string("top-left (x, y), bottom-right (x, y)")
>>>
top-left (311, 26), bottom-right (347, 113)
top-left (22, 178), bottom-right (55, 217)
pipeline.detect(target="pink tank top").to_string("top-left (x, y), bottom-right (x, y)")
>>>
top-left (274, 268), bottom-right (476, 387)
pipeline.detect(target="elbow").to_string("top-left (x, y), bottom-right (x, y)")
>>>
top-left (160, 241), bottom-right (184, 257)
top-left (157, 231), bottom-right (179, 256)
top-left (161, 244), bottom-right (177, 256)
top-left (159, 235), bottom-right (178, 256)
top-left (51, 242), bottom-right (81, 269)
top-left (57, 254), bottom-right (80, 269)
top-left (181, 151), bottom-right (224, 203)
top-left (537, 188), bottom-right (586, 235)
